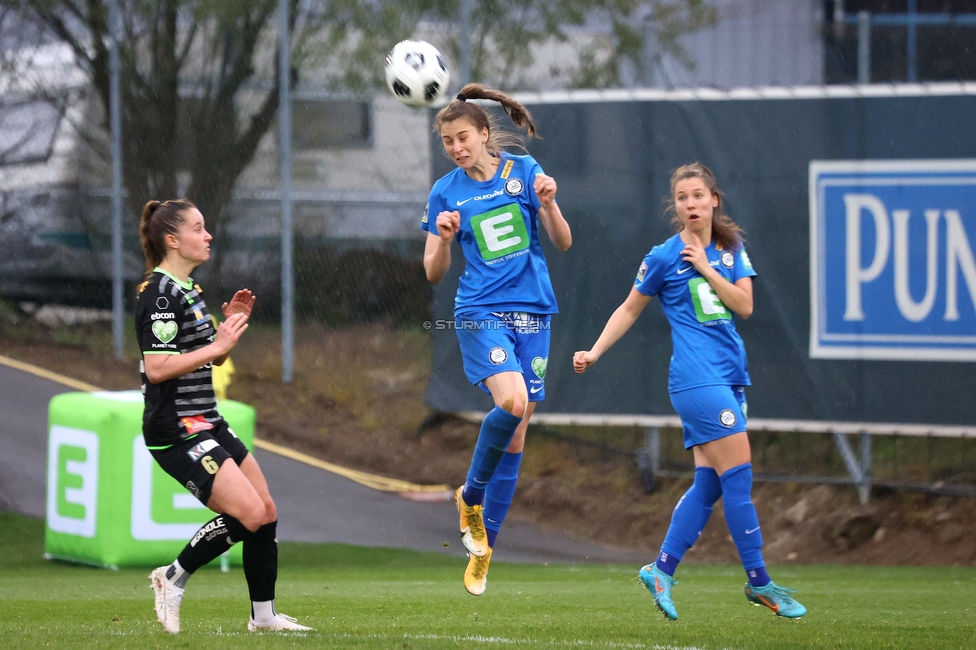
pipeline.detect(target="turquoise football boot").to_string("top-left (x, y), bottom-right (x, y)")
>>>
top-left (744, 581), bottom-right (807, 618)
top-left (638, 564), bottom-right (679, 621)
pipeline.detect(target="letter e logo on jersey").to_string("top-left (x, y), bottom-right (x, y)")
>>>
top-left (719, 409), bottom-right (737, 427)
top-left (489, 346), bottom-right (508, 364)
top-left (689, 277), bottom-right (730, 322)
top-left (472, 204), bottom-right (530, 261)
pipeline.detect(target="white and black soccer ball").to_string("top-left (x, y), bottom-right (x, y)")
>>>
top-left (384, 40), bottom-right (450, 108)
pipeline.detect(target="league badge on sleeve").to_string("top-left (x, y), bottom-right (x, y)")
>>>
top-left (740, 249), bottom-right (753, 271)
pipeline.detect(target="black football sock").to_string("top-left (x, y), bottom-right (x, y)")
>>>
top-left (244, 520), bottom-right (278, 605)
top-left (176, 514), bottom-right (254, 574)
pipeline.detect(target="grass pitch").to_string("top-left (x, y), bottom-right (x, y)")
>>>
top-left (0, 513), bottom-right (972, 649)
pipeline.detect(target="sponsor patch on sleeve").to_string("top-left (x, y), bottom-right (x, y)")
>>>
top-left (636, 261), bottom-right (648, 283)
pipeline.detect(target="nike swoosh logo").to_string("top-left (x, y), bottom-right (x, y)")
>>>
top-left (745, 527), bottom-right (760, 534)
top-left (529, 386), bottom-right (544, 394)
top-left (456, 198), bottom-right (473, 206)
top-left (758, 595), bottom-right (778, 612)
top-left (676, 266), bottom-right (694, 274)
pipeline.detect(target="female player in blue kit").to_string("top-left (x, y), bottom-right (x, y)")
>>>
top-left (573, 164), bottom-right (806, 620)
top-left (422, 83), bottom-right (572, 595)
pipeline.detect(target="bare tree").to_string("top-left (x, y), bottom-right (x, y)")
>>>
top-left (3, 0), bottom-right (715, 291)
top-left (317, 0), bottom-right (717, 91)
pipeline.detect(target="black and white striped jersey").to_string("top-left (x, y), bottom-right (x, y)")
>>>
top-left (135, 269), bottom-right (221, 447)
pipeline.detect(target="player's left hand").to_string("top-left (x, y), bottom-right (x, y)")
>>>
top-left (534, 174), bottom-right (557, 205)
top-left (222, 289), bottom-right (256, 318)
top-left (680, 242), bottom-right (710, 275)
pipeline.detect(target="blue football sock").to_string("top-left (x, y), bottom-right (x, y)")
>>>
top-left (655, 551), bottom-right (680, 577)
top-left (720, 463), bottom-right (766, 573)
top-left (461, 484), bottom-right (486, 506)
top-left (463, 406), bottom-right (523, 506)
top-left (747, 565), bottom-right (771, 587)
top-left (657, 467), bottom-right (722, 576)
top-left (484, 451), bottom-right (522, 548)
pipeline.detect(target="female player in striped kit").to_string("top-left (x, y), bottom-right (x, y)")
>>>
top-left (136, 199), bottom-right (311, 633)
top-left (574, 164), bottom-right (805, 620)
top-left (422, 84), bottom-right (572, 595)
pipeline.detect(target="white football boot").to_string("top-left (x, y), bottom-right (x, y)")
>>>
top-left (148, 566), bottom-right (184, 634)
top-left (247, 613), bottom-right (313, 632)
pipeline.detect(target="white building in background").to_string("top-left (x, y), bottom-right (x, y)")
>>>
top-left (1, 2), bottom-right (831, 302)
top-left (650, 0), bottom-right (824, 89)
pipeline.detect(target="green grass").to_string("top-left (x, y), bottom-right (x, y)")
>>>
top-left (1, 517), bottom-right (974, 649)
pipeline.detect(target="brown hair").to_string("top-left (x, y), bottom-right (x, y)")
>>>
top-left (139, 199), bottom-right (196, 274)
top-left (666, 163), bottom-right (744, 251)
top-left (433, 83), bottom-right (539, 154)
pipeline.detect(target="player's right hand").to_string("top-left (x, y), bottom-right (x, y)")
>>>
top-left (435, 210), bottom-right (461, 241)
top-left (573, 349), bottom-right (599, 373)
top-left (214, 312), bottom-right (249, 354)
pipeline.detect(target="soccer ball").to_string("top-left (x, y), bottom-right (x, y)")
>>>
top-left (384, 40), bottom-right (450, 108)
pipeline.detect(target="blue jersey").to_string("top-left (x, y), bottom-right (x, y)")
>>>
top-left (634, 234), bottom-right (757, 393)
top-left (421, 152), bottom-right (557, 316)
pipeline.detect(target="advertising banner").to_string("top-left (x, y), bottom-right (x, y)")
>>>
top-left (810, 159), bottom-right (976, 361)
top-left (45, 391), bottom-right (254, 568)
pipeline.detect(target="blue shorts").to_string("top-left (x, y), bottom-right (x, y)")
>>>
top-left (669, 385), bottom-right (748, 450)
top-left (455, 310), bottom-right (551, 402)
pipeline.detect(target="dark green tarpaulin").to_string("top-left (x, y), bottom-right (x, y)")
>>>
top-left (425, 94), bottom-right (976, 426)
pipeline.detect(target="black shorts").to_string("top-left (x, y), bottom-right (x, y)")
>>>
top-left (148, 419), bottom-right (250, 506)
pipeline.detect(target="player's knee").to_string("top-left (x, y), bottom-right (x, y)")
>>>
top-left (498, 394), bottom-right (525, 419)
top-left (262, 496), bottom-right (277, 524)
top-left (510, 390), bottom-right (528, 419)
top-left (240, 499), bottom-right (267, 532)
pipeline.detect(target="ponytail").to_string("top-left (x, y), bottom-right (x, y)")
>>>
top-left (434, 83), bottom-right (539, 153)
top-left (139, 199), bottom-right (195, 274)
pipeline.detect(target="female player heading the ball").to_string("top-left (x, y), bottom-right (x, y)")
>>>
top-left (573, 164), bottom-right (805, 620)
top-left (422, 83), bottom-right (572, 596)
top-left (136, 199), bottom-right (311, 633)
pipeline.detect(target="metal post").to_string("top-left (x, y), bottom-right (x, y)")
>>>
top-left (635, 426), bottom-right (661, 493)
top-left (907, 0), bottom-right (917, 82)
top-left (859, 432), bottom-right (872, 505)
top-left (857, 11), bottom-right (870, 84)
top-left (459, 0), bottom-right (471, 86)
top-left (647, 426), bottom-right (660, 478)
top-left (278, 0), bottom-right (294, 382)
top-left (108, 0), bottom-right (124, 360)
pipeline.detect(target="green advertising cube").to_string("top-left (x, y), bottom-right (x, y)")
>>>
top-left (45, 390), bottom-right (255, 569)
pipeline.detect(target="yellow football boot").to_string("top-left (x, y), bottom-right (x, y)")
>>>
top-left (464, 547), bottom-right (492, 596)
top-left (455, 486), bottom-right (489, 557)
